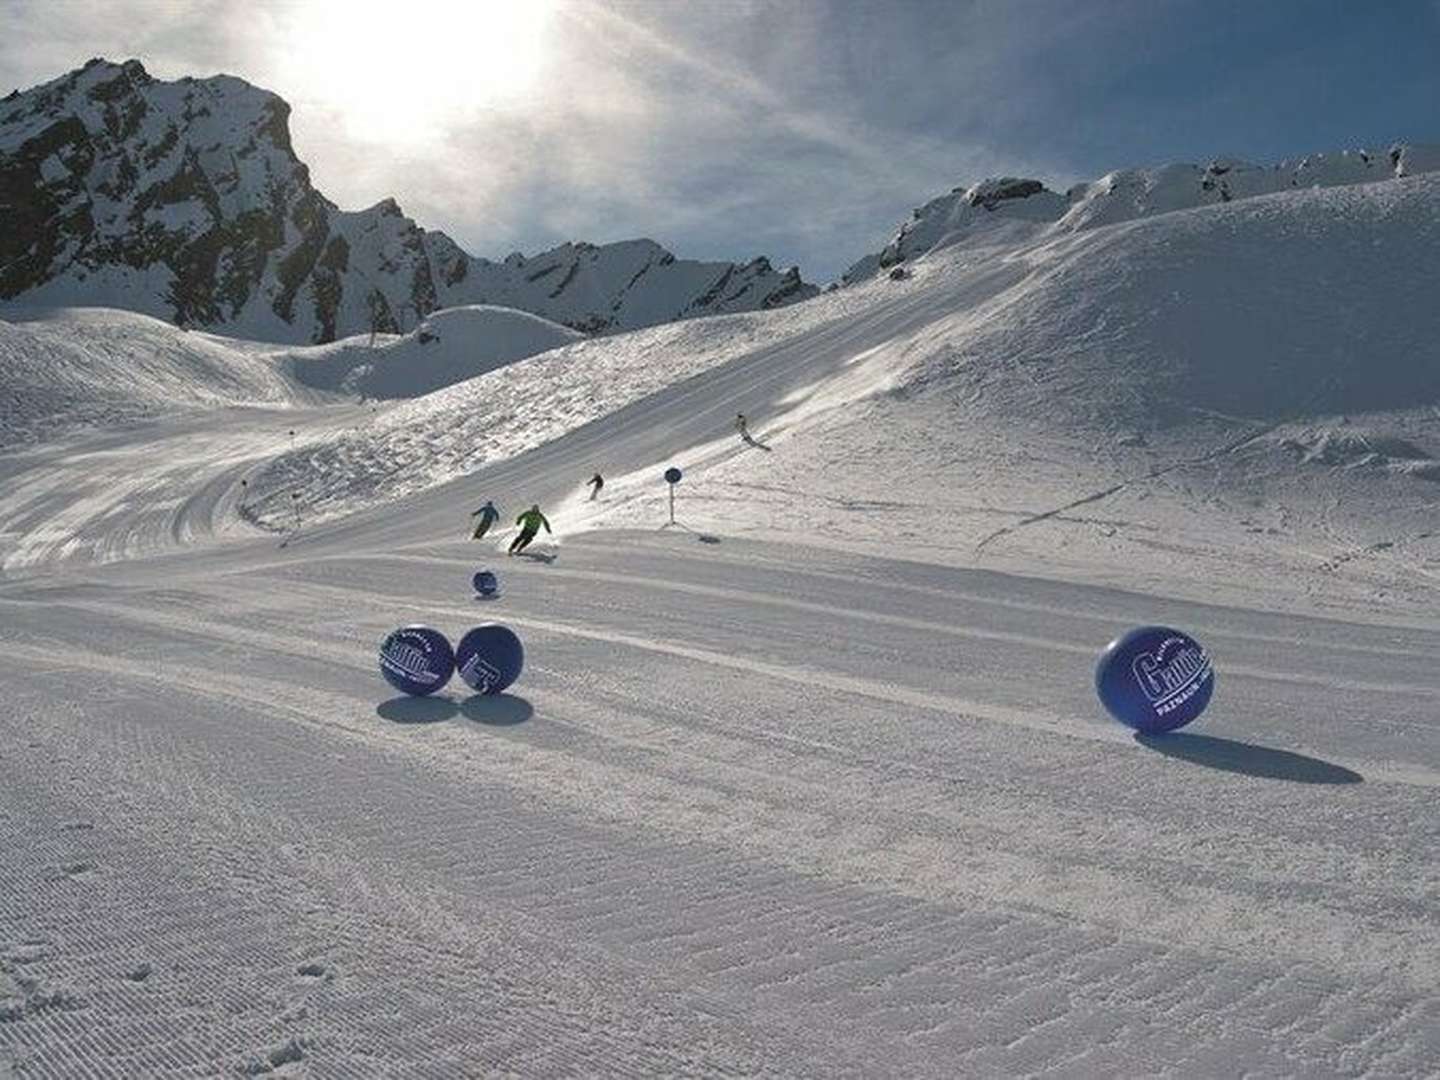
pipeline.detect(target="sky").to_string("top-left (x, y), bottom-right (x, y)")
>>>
top-left (2, 0), bottom-right (1438, 283)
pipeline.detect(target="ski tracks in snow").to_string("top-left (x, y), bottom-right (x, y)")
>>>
top-left (4, 532), bottom-right (1440, 1073)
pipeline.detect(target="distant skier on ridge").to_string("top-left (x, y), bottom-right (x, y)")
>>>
top-left (509, 504), bottom-right (552, 555)
top-left (470, 499), bottom-right (500, 540)
top-left (735, 412), bottom-right (772, 452)
top-left (587, 473), bottom-right (604, 500)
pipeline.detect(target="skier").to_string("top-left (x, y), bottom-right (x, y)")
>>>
top-left (735, 412), bottom-right (772, 451)
top-left (470, 499), bottom-right (500, 540)
top-left (587, 473), bottom-right (604, 500)
top-left (508, 504), bottom-right (552, 555)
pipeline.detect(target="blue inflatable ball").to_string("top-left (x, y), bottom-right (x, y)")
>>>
top-left (664, 466), bottom-right (683, 484)
top-left (379, 625), bottom-right (455, 697)
top-left (1095, 625), bottom-right (1215, 734)
top-left (455, 623), bottom-right (525, 695)
top-left (473, 569), bottom-right (499, 596)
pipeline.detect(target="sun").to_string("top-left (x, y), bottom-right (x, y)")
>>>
top-left (282, 0), bottom-right (557, 146)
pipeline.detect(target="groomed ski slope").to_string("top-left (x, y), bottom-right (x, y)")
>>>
top-left (2, 174), bottom-right (1440, 1075)
top-left (2, 532), bottom-right (1439, 1076)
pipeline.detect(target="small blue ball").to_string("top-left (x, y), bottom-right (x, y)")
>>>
top-left (456, 623), bottom-right (525, 695)
top-left (379, 625), bottom-right (455, 697)
top-left (664, 466), bottom-right (683, 484)
top-left (473, 569), bottom-right (499, 596)
top-left (1095, 625), bottom-right (1215, 734)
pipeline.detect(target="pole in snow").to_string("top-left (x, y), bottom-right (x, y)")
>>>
top-left (291, 491), bottom-right (302, 533)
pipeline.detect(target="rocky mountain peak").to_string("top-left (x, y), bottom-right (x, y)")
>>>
top-left (1, 59), bottom-right (818, 343)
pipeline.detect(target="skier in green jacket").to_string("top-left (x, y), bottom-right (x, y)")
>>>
top-left (508, 504), bottom-right (551, 555)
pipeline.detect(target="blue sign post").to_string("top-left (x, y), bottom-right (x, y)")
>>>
top-left (662, 466), bottom-right (683, 528)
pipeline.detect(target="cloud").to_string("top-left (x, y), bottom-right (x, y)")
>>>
top-left (405, 0), bottom-right (1073, 277)
top-left (18, 0), bottom-right (1426, 283)
top-left (2, 0), bottom-right (1082, 281)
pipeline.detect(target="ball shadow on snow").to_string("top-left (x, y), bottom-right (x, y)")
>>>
top-left (376, 696), bottom-right (460, 724)
top-left (460, 694), bottom-right (534, 727)
top-left (1135, 732), bottom-right (1363, 785)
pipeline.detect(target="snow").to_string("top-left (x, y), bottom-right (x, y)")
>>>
top-left (0, 307), bottom-right (309, 450)
top-left (35, 154), bottom-right (68, 183)
top-left (843, 141), bottom-right (1440, 284)
top-left (212, 171), bottom-right (1440, 622)
top-left (284, 305), bottom-right (584, 399)
top-left (240, 290), bottom-right (875, 530)
top-left (0, 303), bottom-right (587, 452)
top-left (2, 530), bottom-right (1439, 1074)
top-left (2, 148), bottom-right (1440, 1075)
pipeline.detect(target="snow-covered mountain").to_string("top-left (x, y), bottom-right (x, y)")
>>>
top-left (843, 143), bottom-right (1440, 283)
top-left (0, 59), bottom-right (817, 343)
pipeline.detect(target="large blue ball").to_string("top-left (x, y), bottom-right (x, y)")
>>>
top-left (455, 623), bottom-right (525, 695)
top-left (379, 625), bottom-right (455, 697)
top-left (1095, 625), bottom-right (1215, 734)
top-left (473, 569), bottom-right (498, 596)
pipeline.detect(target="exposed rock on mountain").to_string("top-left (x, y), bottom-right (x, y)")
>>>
top-left (0, 59), bottom-right (818, 343)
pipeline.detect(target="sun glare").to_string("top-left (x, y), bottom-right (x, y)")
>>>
top-left (282, 0), bottom-right (556, 145)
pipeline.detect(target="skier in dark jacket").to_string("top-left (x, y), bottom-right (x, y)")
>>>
top-left (470, 500), bottom-right (500, 539)
top-left (735, 412), bottom-right (771, 451)
top-left (587, 473), bottom-right (604, 500)
top-left (508, 504), bottom-right (552, 555)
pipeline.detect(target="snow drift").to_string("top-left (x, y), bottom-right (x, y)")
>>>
top-left (0, 303), bottom-right (585, 449)
top-left (0, 307), bottom-right (305, 448)
top-left (881, 172), bottom-right (1440, 431)
top-left (285, 305), bottom-right (583, 399)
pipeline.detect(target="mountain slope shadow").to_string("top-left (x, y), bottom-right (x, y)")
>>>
top-left (460, 694), bottom-right (534, 726)
top-left (377, 697), bottom-right (459, 724)
top-left (1136, 732), bottom-right (1363, 784)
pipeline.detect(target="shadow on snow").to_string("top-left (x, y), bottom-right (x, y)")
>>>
top-left (376, 693), bottom-right (533, 726)
top-left (376, 696), bottom-right (458, 724)
top-left (1135, 732), bottom-right (1363, 784)
top-left (460, 693), bottom-right (533, 726)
